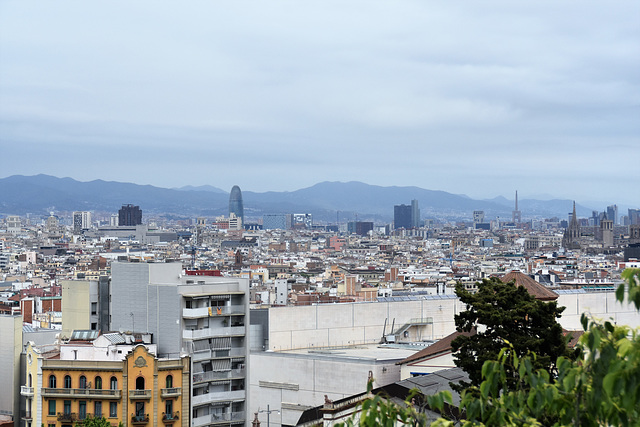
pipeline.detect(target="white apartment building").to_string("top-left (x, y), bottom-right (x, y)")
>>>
top-left (110, 262), bottom-right (250, 427)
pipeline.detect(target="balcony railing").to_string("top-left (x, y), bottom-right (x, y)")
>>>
top-left (160, 387), bottom-right (181, 398)
top-left (129, 389), bottom-right (152, 400)
top-left (131, 414), bottom-right (149, 425)
top-left (183, 306), bottom-right (245, 319)
top-left (58, 412), bottom-right (77, 422)
top-left (20, 386), bottom-right (34, 397)
top-left (42, 388), bottom-right (121, 399)
top-left (192, 389), bottom-right (245, 406)
top-left (183, 326), bottom-right (245, 340)
top-left (162, 411), bottom-right (179, 423)
top-left (192, 411), bottom-right (245, 427)
top-left (192, 368), bottom-right (245, 383)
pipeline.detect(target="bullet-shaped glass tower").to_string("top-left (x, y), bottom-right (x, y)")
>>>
top-left (229, 185), bottom-right (244, 225)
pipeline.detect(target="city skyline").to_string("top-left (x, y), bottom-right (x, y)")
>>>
top-left (1, 1), bottom-right (638, 205)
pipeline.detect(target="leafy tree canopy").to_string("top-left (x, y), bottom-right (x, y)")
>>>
top-left (451, 277), bottom-right (569, 390)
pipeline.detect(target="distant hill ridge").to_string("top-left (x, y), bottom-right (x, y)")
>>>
top-left (0, 174), bottom-right (593, 221)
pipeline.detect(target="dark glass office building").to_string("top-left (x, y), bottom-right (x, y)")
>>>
top-left (118, 204), bottom-right (142, 226)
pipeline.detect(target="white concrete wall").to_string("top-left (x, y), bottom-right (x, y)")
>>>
top-left (557, 291), bottom-right (640, 330)
top-left (250, 351), bottom-right (402, 427)
top-left (268, 298), bottom-right (459, 351)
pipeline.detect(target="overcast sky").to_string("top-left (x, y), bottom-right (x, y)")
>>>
top-left (1, 1), bottom-right (638, 206)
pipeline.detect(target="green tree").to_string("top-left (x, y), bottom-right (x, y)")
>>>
top-left (428, 268), bottom-right (640, 426)
top-left (451, 277), bottom-right (569, 390)
top-left (75, 416), bottom-right (119, 427)
top-left (337, 269), bottom-right (640, 426)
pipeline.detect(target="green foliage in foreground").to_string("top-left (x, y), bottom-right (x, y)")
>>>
top-left (75, 416), bottom-right (123, 427)
top-left (337, 268), bottom-right (640, 427)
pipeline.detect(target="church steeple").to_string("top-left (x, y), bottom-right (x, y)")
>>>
top-left (563, 201), bottom-right (581, 249)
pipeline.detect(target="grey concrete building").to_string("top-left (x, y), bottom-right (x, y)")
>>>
top-left (110, 262), bottom-right (250, 427)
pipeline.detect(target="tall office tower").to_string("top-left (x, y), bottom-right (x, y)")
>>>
top-left (473, 211), bottom-right (485, 224)
top-left (118, 204), bottom-right (142, 226)
top-left (72, 211), bottom-right (92, 233)
top-left (411, 199), bottom-right (420, 228)
top-left (512, 191), bottom-right (522, 223)
top-left (607, 205), bottom-right (618, 225)
top-left (229, 186), bottom-right (244, 226)
top-left (110, 262), bottom-right (250, 427)
top-left (629, 209), bottom-right (640, 225)
top-left (394, 204), bottom-right (412, 229)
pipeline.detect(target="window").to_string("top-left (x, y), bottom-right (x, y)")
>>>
top-left (48, 375), bottom-right (56, 388)
top-left (94, 401), bottom-right (102, 418)
top-left (165, 400), bottom-right (172, 417)
top-left (79, 401), bottom-right (86, 420)
top-left (64, 400), bottom-right (71, 415)
top-left (91, 302), bottom-right (97, 315)
top-left (79, 375), bottom-right (87, 389)
top-left (135, 376), bottom-right (145, 390)
top-left (48, 424), bottom-right (56, 427)
top-left (165, 375), bottom-right (173, 388)
top-left (91, 323), bottom-right (97, 330)
top-left (48, 400), bottom-right (56, 416)
top-left (135, 402), bottom-right (145, 420)
top-left (64, 375), bottom-right (72, 389)
top-left (95, 376), bottom-right (102, 390)
top-left (110, 376), bottom-right (118, 390)
top-left (109, 402), bottom-right (117, 418)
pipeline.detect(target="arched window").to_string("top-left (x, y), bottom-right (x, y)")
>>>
top-left (48, 375), bottom-right (56, 388)
top-left (79, 375), bottom-right (87, 389)
top-left (64, 375), bottom-right (72, 389)
top-left (110, 376), bottom-right (118, 390)
top-left (135, 376), bottom-right (145, 390)
top-left (165, 375), bottom-right (173, 388)
top-left (28, 374), bottom-right (32, 387)
top-left (95, 376), bottom-right (102, 390)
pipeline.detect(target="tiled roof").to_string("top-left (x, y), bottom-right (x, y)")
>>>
top-left (398, 329), bottom-right (476, 365)
top-left (502, 271), bottom-right (558, 301)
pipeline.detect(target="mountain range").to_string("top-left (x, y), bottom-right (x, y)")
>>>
top-left (0, 174), bottom-right (598, 222)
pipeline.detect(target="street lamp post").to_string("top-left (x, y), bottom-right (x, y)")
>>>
top-left (258, 404), bottom-right (280, 427)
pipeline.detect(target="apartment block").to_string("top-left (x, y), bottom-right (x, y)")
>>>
top-left (110, 262), bottom-right (250, 427)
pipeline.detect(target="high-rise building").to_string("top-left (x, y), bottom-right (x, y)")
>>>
top-left (473, 211), bottom-right (485, 224)
top-left (629, 209), bottom-right (640, 225)
top-left (110, 262), bottom-right (250, 427)
top-left (607, 205), bottom-right (618, 225)
top-left (72, 211), bottom-right (92, 233)
top-left (347, 221), bottom-right (374, 236)
top-left (394, 204), bottom-right (412, 229)
top-left (228, 186), bottom-right (244, 226)
top-left (411, 199), bottom-right (421, 228)
top-left (118, 204), bottom-right (142, 226)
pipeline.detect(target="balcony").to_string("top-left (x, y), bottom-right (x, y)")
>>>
top-left (20, 386), bottom-right (34, 397)
top-left (192, 369), bottom-right (245, 383)
top-left (183, 306), bottom-right (245, 319)
top-left (129, 389), bottom-right (152, 400)
top-left (131, 414), bottom-right (149, 425)
top-left (160, 387), bottom-right (181, 398)
top-left (162, 412), bottom-right (179, 423)
top-left (192, 389), bottom-right (245, 406)
top-left (42, 388), bottom-right (121, 399)
top-left (58, 412), bottom-right (77, 423)
top-left (183, 326), bottom-right (245, 340)
top-left (192, 412), bottom-right (244, 427)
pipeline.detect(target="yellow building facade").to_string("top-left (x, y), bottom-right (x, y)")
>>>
top-left (23, 343), bottom-right (189, 427)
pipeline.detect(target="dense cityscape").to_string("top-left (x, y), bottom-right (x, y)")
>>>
top-left (1, 182), bottom-right (639, 426)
